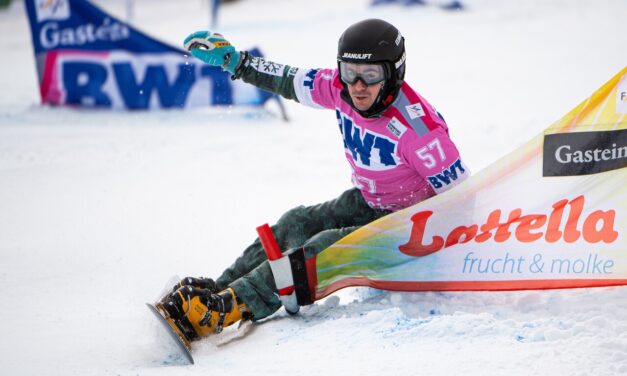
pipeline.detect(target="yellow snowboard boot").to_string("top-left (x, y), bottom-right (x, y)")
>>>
top-left (157, 286), bottom-right (250, 341)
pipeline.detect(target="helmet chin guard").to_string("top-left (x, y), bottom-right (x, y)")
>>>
top-left (337, 19), bottom-right (406, 118)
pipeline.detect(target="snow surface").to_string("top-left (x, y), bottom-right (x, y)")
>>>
top-left (0, 0), bottom-right (626, 375)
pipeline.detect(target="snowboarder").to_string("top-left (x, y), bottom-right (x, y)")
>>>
top-left (157, 18), bottom-right (470, 342)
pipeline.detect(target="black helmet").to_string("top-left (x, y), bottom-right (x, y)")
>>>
top-left (337, 19), bottom-right (406, 118)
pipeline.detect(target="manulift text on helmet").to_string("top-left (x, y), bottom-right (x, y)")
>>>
top-left (342, 53), bottom-right (372, 60)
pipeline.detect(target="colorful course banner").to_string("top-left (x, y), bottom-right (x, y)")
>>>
top-left (310, 67), bottom-right (627, 300)
top-left (24, 0), bottom-right (273, 109)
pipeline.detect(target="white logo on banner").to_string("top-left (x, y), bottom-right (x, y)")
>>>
top-left (405, 103), bottom-right (426, 119)
top-left (36, 0), bottom-right (71, 22)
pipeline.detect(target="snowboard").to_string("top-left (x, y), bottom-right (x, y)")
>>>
top-left (146, 302), bottom-right (195, 364)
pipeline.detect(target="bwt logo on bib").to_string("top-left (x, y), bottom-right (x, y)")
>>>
top-left (543, 129), bottom-right (627, 176)
top-left (427, 158), bottom-right (466, 189)
top-left (336, 110), bottom-right (399, 170)
top-left (36, 0), bottom-right (70, 22)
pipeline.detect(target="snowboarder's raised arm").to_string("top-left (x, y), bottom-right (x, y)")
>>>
top-left (183, 31), bottom-right (305, 102)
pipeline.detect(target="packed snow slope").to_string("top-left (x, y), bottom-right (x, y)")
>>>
top-left (0, 0), bottom-right (626, 375)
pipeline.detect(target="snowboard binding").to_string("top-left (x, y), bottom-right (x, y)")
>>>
top-left (171, 276), bottom-right (217, 294)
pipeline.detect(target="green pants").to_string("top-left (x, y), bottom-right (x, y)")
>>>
top-left (215, 188), bottom-right (390, 320)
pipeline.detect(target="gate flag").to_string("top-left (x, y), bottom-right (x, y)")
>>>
top-left (24, 0), bottom-right (274, 110)
top-left (308, 67), bottom-right (627, 300)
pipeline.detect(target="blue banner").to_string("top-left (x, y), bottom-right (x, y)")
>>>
top-left (24, 0), bottom-right (273, 109)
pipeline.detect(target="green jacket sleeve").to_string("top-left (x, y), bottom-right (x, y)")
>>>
top-left (232, 51), bottom-right (300, 102)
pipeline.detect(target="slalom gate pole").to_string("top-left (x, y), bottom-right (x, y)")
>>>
top-left (256, 224), bottom-right (300, 314)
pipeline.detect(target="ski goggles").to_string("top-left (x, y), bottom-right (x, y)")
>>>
top-left (339, 62), bottom-right (387, 86)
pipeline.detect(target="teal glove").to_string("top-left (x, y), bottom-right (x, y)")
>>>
top-left (183, 31), bottom-right (241, 74)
